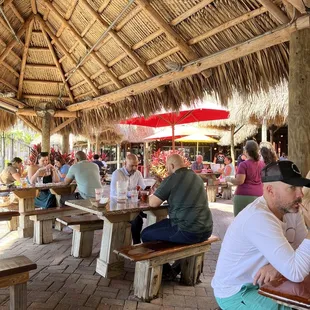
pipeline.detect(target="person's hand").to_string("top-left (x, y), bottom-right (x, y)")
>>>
top-left (253, 264), bottom-right (281, 286)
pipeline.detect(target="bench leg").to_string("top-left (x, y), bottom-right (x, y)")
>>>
top-left (10, 282), bottom-right (27, 310)
top-left (206, 186), bottom-right (217, 202)
top-left (8, 216), bottom-right (19, 231)
top-left (180, 253), bottom-right (205, 286)
top-left (18, 197), bottom-right (34, 238)
top-left (71, 230), bottom-right (94, 258)
top-left (33, 220), bottom-right (53, 245)
top-left (222, 187), bottom-right (232, 200)
top-left (134, 261), bottom-right (162, 301)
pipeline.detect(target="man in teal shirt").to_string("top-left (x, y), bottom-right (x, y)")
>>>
top-left (142, 153), bottom-right (213, 244)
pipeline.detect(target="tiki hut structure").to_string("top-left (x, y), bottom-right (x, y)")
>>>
top-left (0, 0), bottom-right (309, 172)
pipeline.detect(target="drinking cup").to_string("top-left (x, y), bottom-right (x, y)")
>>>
top-left (130, 190), bottom-right (139, 203)
top-left (116, 180), bottom-right (128, 200)
top-left (140, 190), bottom-right (149, 203)
top-left (20, 178), bottom-right (27, 188)
top-left (95, 188), bottom-right (103, 201)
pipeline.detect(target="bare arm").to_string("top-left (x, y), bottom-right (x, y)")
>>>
top-left (11, 172), bottom-right (21, 182)
top-left (28, 165), bottom-right (44, 185)
top-left (226, 174), bottom-right (246, 185)
top-left (149, 194), bottom-right (163, 207)
top-left (64, 176), bottom-right (73, 186)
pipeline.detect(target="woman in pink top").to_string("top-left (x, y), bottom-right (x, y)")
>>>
top-left (226, 140), bottom-right (265, 216)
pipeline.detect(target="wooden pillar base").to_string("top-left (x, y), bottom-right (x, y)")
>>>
top-left (206, 185), bottom-right (217, 202)
top-left (10, 282), bottom-right (27, 310)
top-left (180, 253), bottom-right (205, 286)
top-left (134, 261), bottom-right (162, 301)
top-left (33, 219), bottom-right (53, 245)
top-left (96, 258), bottom-right (125, 278)
top-left (17, 197), bottom-right (35, 238)
top-left (8, 216), bottom-right (19, 231)
top-left (54, 221), bottom-right (64, 231)
top-left (222, 186), bottom-right (232, 200)
top-left (71, 230), bottom-right (94, 258)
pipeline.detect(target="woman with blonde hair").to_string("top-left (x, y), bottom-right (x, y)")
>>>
top-left (226, 140), bottom-right (265, 216)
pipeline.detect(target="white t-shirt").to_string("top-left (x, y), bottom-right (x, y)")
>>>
top-left (110, 167), bottom-right (146, 197)
top-left (212, 196), bottom-right (310, 298)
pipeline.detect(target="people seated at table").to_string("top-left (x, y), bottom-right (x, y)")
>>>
top-left (212, 160), bottom-right (310, 310)
top-left (142, 154), bottom-right (213, 279)
top-left (213, 147), bottom-right (225, 164)
top-left (191, 155), bottom-right (204, 173)
top-left (110, 153), bottom-right (146, 244)
top-left (28, 152), bottom-right (60, 209)
top-left (216, 156), bottom-right (235, 198)
top-left (63, 151), bottom-right (101, 200)
top-left (0, 157), bottom-right (23, 184)
top-left (226, 140), bottom-right (265, 216)
top-left (54, 156), bottom-right (70, 182)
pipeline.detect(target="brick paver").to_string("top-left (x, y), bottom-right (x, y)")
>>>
top-left (0, 201), bottom-right (233, 309)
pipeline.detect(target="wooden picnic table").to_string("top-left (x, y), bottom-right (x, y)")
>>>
top-left (0, 183), bottom-right (76, 238)
top-left (259, 275), bottom-right (310, 310)
top-left (65, 197), bottom-right (168, 278)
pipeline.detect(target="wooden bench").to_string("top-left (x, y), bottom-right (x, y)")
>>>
top-left (0, 256), bottom-right (37, 310)
top-left (23, 206), bottom-right (83, 245)
top-left (114, 235), bottom-right (220, 301)
top-left (56, 215), bottom-right (103, 258)
top-left (0, 203), bottom-right (19, 231)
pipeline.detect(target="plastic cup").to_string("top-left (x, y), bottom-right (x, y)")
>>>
top-left (130, 190), bottom-right (139, 203)
top-left (116, 180), bottom-right (128, 200)
top-left (140, 190), bottom-right (149, 203)
top-left (20, 178), bottom-right (27, 188)
top-left (95, 188), bottom-right (103, 201)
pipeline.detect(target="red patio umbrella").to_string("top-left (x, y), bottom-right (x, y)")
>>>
top-left (120, 102), bottom-right (229, 150)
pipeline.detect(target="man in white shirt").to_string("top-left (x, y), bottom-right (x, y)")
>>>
top-left (111, 154), bottom-right (146, 244)
top-left (212, 160), bottom-right (310, 310)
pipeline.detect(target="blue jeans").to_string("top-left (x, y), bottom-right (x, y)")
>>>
top-left (141, 218), bottom-right (212, 244)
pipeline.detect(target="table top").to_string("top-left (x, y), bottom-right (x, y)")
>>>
top-left (259, 275), bottom-right (310, 309)
top-left (65, 198), bottom-right (168, 217)
top-left (0, 182), bottom-right (76, 193)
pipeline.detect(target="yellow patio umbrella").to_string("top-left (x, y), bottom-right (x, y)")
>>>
top-left (175, 133), bottom-right (219, 155)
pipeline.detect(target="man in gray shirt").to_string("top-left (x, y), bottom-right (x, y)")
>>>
top-left (63, 151), bottom-right (101, 200)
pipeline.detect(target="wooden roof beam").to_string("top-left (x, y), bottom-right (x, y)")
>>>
top-left (22, 94), bottom-right (71, 101)
top-left (42, 0), bottom-right (123, 89)
top-left (30, 0), bottom-right (37, 14)
top-left (0, 101), bottom-right (18, 112)
top-left (170, 0), bottom-right (215, 26)
top-left (7, 2), bottom-right (24, 23)
top-left (0, 37), bottom-right (22, 64)
top-left (78, 0), bottom-right (154, 79)
top-left (65, 0), bottom-right (79, 20)
top-left (39, 18), bottom-right (75, 103)
top-left (0, 15), bottom-right (34, 66)
top-left (284, 0), bottom-right (307, 13)
top-left (1, 62), bottom-right (19, 78)
top-left (17, 108), bottom-right (78, 118)
top-left (51, 118), bottom-right (76, 134)
top-left (66, 15), bottom-right (310, 112)
top-left (1, 97), bottom-right (25, 108)
top-left (136, 0), bottom-right (198, 62)
top-left (115, 6), bottom-right (142, 32)
top-left (0, 78), bottom-right (17, 92)
top-left (257, 0), bottom-right (290, 23)
top-left (36, 15), bottom-right (100, 96)
top-left (18, 115), bottom-right (41, 133)
top-left (188, 6), bottom-right (268, 45)
top-left (132, 29), bottom-right (164, 50)
top-left (18, 19), bottom-right (34, 99)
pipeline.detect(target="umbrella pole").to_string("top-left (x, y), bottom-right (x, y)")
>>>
top-left (197, 141), bottom-right (198, 156)
top-left (172, 124), bottom-right (175, 151)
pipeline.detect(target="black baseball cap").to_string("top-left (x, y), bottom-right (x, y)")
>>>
top-left (261, 161), bottom-right (310, 187)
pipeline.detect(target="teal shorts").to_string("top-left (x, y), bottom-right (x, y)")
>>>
top-left (216, 283), bottom-right (292, 310)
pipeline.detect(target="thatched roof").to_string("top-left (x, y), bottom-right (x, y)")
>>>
top-left (218, 124), bottom-right (258, 146)
top-left (0, 0), bottom-right (305, 133)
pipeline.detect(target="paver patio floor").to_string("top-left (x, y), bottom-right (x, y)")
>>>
top-left (0, 200), bottom-right (233, 310)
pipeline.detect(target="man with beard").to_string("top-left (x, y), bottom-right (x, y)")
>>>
top-left (212, 161), bottom-right (310, 310)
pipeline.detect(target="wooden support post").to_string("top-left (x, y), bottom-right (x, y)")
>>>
top-left (288, 28), bottom-right (310, 175)
top-left (230, 125), bottom-right (235, 167)
top-left (71, 227), bottom-right (94, 258)
top-left (143, 142), bottom-right (149, 178)
top-left (33, 219), bottom-right (53, 245)
top-left (180, 253), bottom-right (205, 286)
top-left (116, 144), bottom-right (121, 169)
top-left (261, 118), bottom-right (268, 142)
top-left (95, 134), bottom-right (100, 154)
top-left (10, 282), bottom-right (27, 310)
top-left (62, 132), bottom-right (70, 154)
top-left (41, 113), bottom-right (51, 152)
